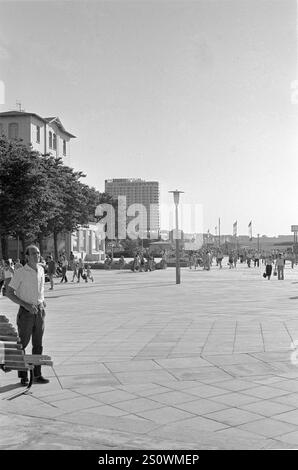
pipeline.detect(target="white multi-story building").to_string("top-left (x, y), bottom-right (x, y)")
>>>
top-left (0, 110), bottom-right (76, 159)
top-left (105, 178), bottom-right (160, 237)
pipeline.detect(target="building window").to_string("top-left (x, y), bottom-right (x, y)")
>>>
top-left (49, 131), bottom-right (52, 148)
top-left (8, 123), bottom-right (19, 139)
top-left (36, 125), bottom-right (40, 143)
top-left (63, 139), bottom-right (66, 156)
top-left (53, 133), bottom-right (57, 150)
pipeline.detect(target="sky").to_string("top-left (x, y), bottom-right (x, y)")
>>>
top-left (0, 0), bottom-right (297, 236)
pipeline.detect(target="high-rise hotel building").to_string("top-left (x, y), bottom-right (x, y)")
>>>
top-left (105, 178), bottom-right (159, 237)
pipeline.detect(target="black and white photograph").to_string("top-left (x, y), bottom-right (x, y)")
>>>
top-left (0, 0), bottom-right (298, 455)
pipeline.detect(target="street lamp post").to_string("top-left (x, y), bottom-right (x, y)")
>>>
top-left (169, 190), bottom-right (184, 284)
top-left (17, 235), bottom-right (20, 259)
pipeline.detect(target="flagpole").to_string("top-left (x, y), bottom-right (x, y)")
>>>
top-left (248, 220), bottom-right (252, 241)
top-left (234, 220), bottom-right (237, 252)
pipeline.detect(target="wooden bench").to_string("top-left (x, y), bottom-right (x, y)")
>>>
top-left (0, 314), bottom-right (53, 400)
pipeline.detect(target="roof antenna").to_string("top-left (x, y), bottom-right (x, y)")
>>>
top-left (16, 100), bottom-right (24, 112)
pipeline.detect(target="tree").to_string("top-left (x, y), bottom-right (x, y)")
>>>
top-left (0, 138), bottom-right (56, 258)
top-left (0, 135), bottom-right (117, 260)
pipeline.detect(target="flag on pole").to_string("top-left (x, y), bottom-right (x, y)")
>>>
top-left (248, 221), bottom-right (252, 240)
top-left (233, 221), bottom-right (237, 237)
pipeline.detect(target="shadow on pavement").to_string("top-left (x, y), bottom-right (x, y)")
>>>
top-left (0, 382), bottom-right (21, 394)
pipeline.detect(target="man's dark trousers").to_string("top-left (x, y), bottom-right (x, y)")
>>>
top-left (17, 306), bottom-right (45, 379)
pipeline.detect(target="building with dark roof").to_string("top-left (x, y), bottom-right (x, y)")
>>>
top-left (0, 110), bottom-right (76, 159)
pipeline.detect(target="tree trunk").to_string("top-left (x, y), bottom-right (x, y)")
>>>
top-left (0, 234), bottom-right (8, 260)
top-left (20, 235), bottom-right (26, 262)
top-left (53, 231), bottom-right (58, 261)
top-left (37, 233), bottom-right (44, 256)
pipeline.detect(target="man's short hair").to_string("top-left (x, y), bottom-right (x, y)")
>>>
top-left (25, 244), bottom-right (40, 256)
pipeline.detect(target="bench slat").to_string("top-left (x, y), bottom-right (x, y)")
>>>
top-left (27, 360), bottom-right (53, 367)
top-left (24, 355), bottom-right (53, 366)
top-left (4, 355), bottom-right (26, 362)
top-left (0, 332), bottom-right (18, 337)
top-left (2, 342), bottom-right (22, 349)
top-left (4, 349), bottom-right (23, 357)
top-left (2, 362), bottom-right (34, 369)
top-left (24, 354), bottom-right (52, 361)
top-left (0, 335), bottom-right (20, 342)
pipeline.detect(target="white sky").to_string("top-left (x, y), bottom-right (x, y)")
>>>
top-left (0, 0), bottom-right (297, 236)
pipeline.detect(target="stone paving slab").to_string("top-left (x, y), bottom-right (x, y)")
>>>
top-left (2, 260), bottom-right (298, 449)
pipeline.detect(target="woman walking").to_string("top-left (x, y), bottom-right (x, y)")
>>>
top-left (47, 255), bottom-right (56, 290)
top-left (265, 255), bottom-right (273, 280)
top-left (60, 255), bottom-right (68, 283)
top-left (77, 258), bottom-right (84, 282)
top-left (72, 260), bottom-right (78, 282)
top-left (228, 252), bottom-right (233, 269)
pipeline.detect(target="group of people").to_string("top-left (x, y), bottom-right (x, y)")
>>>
top-left (56, 253), bottom-right (94, 286)
top-left (0, 251), bottom-right (95, 295)
top-left (188, 251), bottom-right (214, 270)
top-left (0, 258), bottom-right (23, 296)
top-left (186, 248), bottom-right (294, 281)
top-left (104, 250), bottom-right (168, 273)
top-left (131, 252), bottom-right (160, 272)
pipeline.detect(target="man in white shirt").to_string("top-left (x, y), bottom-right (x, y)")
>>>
top-left (0, 260), bottom-right (4, 295)
top-left (6, 245), bottom-right (49, 385)
top-left (275, 253), bottom-right (285, 280)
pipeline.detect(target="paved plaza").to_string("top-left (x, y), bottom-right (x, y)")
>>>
top-left (2, 260), bottom-right (298, 449)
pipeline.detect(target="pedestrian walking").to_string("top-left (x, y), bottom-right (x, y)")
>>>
top-left (217, 250), bottom-right (223, 269)
top-left (6, 245), bottom-right (49, 385)
top-left (72, 260), bottom-right (78, 281)
top-left (60, 255), bottom-right (68, 283)
top-left (161, 250), bottom-right (168, 269)
top-left (228, 253), bottom-right (233, 269)
top-left (188, 252), bottom-right (194, 269)
top-left (289, 251), bottom-right (295, 269)
top-left (132, 254), bottom-right (140, 272)
top-left (275, 253), bottom-right (285, 280)
top-left (77, 258), bottom-right (84, 282)
top-left (264, 255), bottom-right (273, 280)
top-left (69, 251), bottom-right (75, 268)
top-left (193, 253), bottom-right (199, 270)
top-left (204, 251), bottom-right (211, 271)
top-left (0, 260), bottom-right (4, 295)
top-left (47, 255), bottom-right (56, 290)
